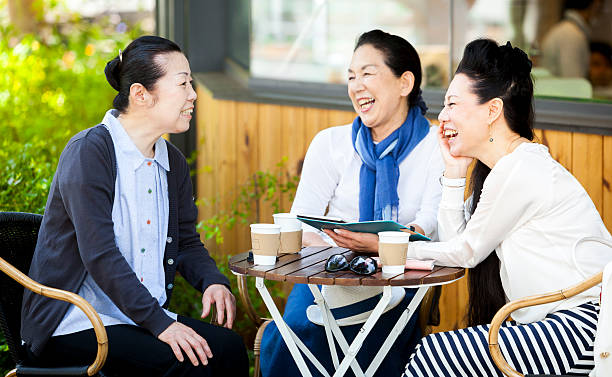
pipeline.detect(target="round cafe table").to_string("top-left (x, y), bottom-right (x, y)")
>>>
top-left (229, 246), bottom-right (465, 377)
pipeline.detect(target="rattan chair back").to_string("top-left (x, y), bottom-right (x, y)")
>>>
top-left (0, 212), bottom-right (42, 365)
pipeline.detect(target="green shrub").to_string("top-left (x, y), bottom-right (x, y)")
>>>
top-left (0, 139), bottom-right (59, 214)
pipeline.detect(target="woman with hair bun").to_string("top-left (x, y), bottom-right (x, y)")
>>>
top-left (402, 39), bottom-right (611, 376)
top-left (21, 35), bottom-right (248, 376)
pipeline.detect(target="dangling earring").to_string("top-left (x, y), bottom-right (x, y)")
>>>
top-left (488, 123), bottom-right (494, 142)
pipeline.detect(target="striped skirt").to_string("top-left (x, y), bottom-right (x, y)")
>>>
top-left (403, 302), bottom-right (599, 377)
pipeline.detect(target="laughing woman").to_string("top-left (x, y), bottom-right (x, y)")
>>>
top-left (21, 36), bottom-right (248, 377)
top-left (403, 39), bottom-right (611, 376)
top-left (260, 30), bottom-right (444, 377)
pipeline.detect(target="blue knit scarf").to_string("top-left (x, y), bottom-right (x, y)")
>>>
top-left (352, 106), bottom-right (430, 221)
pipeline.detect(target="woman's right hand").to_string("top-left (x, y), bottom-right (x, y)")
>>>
top-left (158, 321), bottom-right (213, 366)
top-left (437, 124), bottom-right (472, 178)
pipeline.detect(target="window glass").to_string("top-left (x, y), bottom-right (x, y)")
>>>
top-left (251, 0), bottom-right (612, 103)
top-left (453, 0), bottom-right (612, 102)
top-left (250, 0), bottom-right (451, 88)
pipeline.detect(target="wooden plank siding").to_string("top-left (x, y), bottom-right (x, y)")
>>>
top-left (194, 89), bottom-right (612, 333)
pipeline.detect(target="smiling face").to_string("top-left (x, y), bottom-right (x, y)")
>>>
top-left (347, 44), bottom-right (411, 139)
top-left (439, 73), bottom-right (491, 157)
top-left (147, 52), bottom-right (197, 134)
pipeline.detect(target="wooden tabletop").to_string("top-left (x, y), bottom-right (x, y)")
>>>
top-left (228, 246), bottom-right (465, 287)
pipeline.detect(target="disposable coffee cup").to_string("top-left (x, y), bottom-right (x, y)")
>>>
top-left (273, 213), bottom-right (303, 254)
top-left (250, 224), bottom-right (281, 265)
top-left (378, 231), bottom-right (410, 275)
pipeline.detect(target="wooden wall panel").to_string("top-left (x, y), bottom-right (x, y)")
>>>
top-left (572, 134), bottom-right (604, 214)
top-left (604, 136), bottom-right (612, 232)
top-left (216, 100), bottom-right (238, 255)
top-left (327, 109), bottom-right (356, 128)
top-left (432, 278), bottom-right (468, 333)
top-left (539, 129), bottom-right (573, 171)
top-left (280, 106), bottom-right (306, 211)
top-left (257, 104), bottom-right (283, 223)
top-left (236, 102), bottom-right (260, 254)
top-left (304, 109), bottom-right (329, 152)
top-left (196, 88), bottom-right (218, 255)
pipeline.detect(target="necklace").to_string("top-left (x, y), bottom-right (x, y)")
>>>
top-left (506, 135), bottom-right (524, 154)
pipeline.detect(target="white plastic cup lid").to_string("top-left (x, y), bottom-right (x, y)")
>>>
top-left (250, 224), bottom-right (281, 234)
top-left (272, 213), bottom-right (302, 232)
top-left (378, 231), bottom-right (410, 244)
top-left (272, 213), bottom-right (296, 220)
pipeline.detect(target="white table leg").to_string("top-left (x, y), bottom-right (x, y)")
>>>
top-left (256, 277), bottom-right (324, 377)
top-left (365, 286), bottom-right (430, 376)
top-left (284, 323), bottom-right (332, 377)
top-left (308, 285), bottom-right (340, 368)
top-left (308, 285), bottom-right (366, 377)
top-left (332, 286), bottom-right (393, 377)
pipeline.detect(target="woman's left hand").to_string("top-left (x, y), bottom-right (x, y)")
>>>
top-left (201, 284), bottom-right (236, 329)
top-left (323, 229), bottom-right (379, 253)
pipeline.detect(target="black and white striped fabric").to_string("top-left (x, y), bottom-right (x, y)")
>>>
top-left (403, 302), bottom-right (599, 377)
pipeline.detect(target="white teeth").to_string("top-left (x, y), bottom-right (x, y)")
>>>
top-left (181, 109), bottom-right (193, 115)
top-left (444, 129), bottom-right (458, 138)
top-left (358, 98), bottom-right (375, 108)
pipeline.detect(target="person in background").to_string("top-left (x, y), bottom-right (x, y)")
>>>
top-left (260, 29), bottom-right (444, 377)
top-left (21, 35), bottom-right (248, 377)
top-left (402, 38), bottom-right (611, 376)
top-left (541, 0), bottom-right (602, 78)
top-left (590, 41), bottom-right (612, 98)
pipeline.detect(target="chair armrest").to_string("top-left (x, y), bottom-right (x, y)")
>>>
top-left (488, 271), bottom-right (603, 377)
top-left (236, 274), bottom-right (270, 326)
top-left (0, 257), bottom-right (108, 376)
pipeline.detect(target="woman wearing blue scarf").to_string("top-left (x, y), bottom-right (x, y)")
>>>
top-left (260, 30), bottom-right (444, 377)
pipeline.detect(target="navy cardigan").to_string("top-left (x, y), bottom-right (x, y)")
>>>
top-left (21, 125), bottom-right (229, 356)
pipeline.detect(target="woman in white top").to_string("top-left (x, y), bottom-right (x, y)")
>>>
top-left (403, 39), bottom-right (611, 377)
top-left (260, 30), bottom-right (444, 377)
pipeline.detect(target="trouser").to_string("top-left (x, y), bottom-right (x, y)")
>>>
top-left (30, 315), bottom-right (249, 377)
top-left (403, 301), bottom-right (599, 376)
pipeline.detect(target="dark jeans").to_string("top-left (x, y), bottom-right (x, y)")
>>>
top-left (29, 315), bottom-right (248, 377)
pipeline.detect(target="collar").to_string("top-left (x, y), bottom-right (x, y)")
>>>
top-left (101, 109), bottom-right (170, 172)
top-left (564, 10), bottom-right (591, 38)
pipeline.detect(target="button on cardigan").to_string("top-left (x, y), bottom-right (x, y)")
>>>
top-left (54, 110), bottom-right (176, 336)
top-left (21, 124), bottom-right (229, 356)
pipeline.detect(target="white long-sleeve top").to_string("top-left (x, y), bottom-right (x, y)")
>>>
top-left (409, 142), bottom-right (612, 323)
top-left (291, 123), bottom-right (444, 238)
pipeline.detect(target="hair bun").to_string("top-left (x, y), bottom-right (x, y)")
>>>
top-left (499, 41), bottom-right (532, 78)
top-left (104, 57), bottom-right (122, 92)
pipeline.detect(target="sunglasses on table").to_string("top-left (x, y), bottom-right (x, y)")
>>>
top-left (325, 254), bottom-right (378, 276)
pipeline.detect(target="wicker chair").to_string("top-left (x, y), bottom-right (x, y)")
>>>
top-left (488, 271), bottom-right (603, 377)
top-left (237, 274), bottom-right (441, 377)
top-left (0, 212), bottom-right (108, 377)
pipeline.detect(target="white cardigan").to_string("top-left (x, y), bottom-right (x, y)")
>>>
top-left (291, 123), bottom-right (444, 237)
top-left (409, 142), bottom-right (612, 323)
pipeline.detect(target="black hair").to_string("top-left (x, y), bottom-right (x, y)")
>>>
top-left (591, 41), bottom-right (612, 66)
top-left (355, 29), bottom-right (427, 115)
top-left (455, 39), bottom-right (534, 326)
top-left (104, 35), bottom-right (182, 113)
top-left (564, 0), bottom-right (596, 10)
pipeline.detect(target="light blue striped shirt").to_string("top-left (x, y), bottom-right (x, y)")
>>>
top-left (54, 109), bottom-right (177, 336)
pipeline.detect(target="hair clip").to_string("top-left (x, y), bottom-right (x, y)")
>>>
top-left (119, 49), bottom-right (123, 63)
